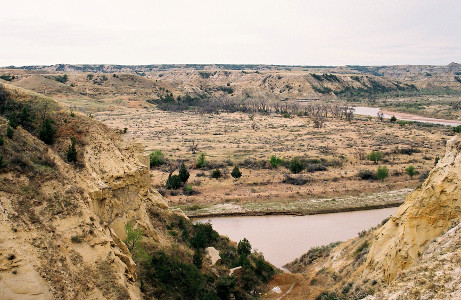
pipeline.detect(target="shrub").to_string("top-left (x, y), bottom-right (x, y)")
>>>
top-left (269, 155), bottom-right (283, 168)
top-left (453, 125), bottom-right (461, 133)
top-left (55, 74), bottom-right (68, 83)
top-left (66, 137), bottom-right (77, 162)
top-left (147, 251), bottom-right (204, 299)
top-left (0, 74), bottom-right (15, 81)
top-left (289, 157), bottom-right (305, 174)
top-left (178, 162), bottom-right (190, 183)
top-left (183, 184), bottom-right (195, 196)
top-left (357, 169), bottom-right (377, 180)
top-left (211, 169), bottom-right (222, 179)
top-left (124, 222), bottom-right (143, 252)
top-left (196, 152), bottom-right (206, 168)
top-left (283, 174), bottom-right (309, 185)
top-left (39, 119), bottom-right (56, 144)
top-left (376, 166), bottom-right (389, 182)
top-left (390, 115), bottom-right (397, 123)
top-left (149, 150), bottom-right (164, 167)
top-left (405, 165), bottom-right (417, 179)
top-left (6, 126), bottom-right (14, 139)
top-left (367, 151), bottom-right (383, 164)
top-left (193, 249), bottom-right (202, 268)
top-left (315, 291), bottom-right (340, 300)
top-left (0, 135), bottom-right (3, 146)
top-left (8, 113), bottom-right (18, 128)
top-left (238, 238), bottom-right (252, 256)
top-left (231, 166), bottom-right (242, 179)
top-left (0, 154), bottom-right (5, 168)
top-left (166, 174), bottom-right (182, 189)
top-left (190, 222), bottom-right (219, 249)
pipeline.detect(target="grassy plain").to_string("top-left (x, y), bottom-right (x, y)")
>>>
top-left (94, 107), bottom-right (452, 216)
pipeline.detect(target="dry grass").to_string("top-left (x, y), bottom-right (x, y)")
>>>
top-left (93, 107), bottom-right (452, 216)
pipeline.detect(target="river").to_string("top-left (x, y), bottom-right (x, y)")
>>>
top-left (353, 106), bottom-right (461, 127)
top-left (194, 207), bottom-right (397, 268)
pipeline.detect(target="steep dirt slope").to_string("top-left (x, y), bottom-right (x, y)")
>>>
top-left (0, 84), bottom-right (175, 299)
top-left (366, 222), bottom-right (461, 299)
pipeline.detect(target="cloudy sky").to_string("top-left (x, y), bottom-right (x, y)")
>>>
top-left (1, 0), bottom-right (460, 66)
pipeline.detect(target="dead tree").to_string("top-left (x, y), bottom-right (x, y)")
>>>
top-left (189, 140), bottom-right (199, 154)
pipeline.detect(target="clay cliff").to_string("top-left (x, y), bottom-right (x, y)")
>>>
top-left (363, 134), bottom-right (461, 282)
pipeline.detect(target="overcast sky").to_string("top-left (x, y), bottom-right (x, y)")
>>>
top-left (1, 0), bottom-right (460, 66)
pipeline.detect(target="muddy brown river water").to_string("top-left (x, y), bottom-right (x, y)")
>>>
top-left (195, 207), bottom-right (397, 268)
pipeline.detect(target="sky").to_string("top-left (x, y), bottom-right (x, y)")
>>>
top-left (1, 0), bottom-right (460, 66)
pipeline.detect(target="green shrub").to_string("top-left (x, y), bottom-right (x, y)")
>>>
top-left (39, 119), bottom-right (56, 144)
top-left (357, 169), bottom-right (377, 180)
top-left (196, 152), bottom-right (206, 168)
top-left (183, 184), bottom-right (194, 196)
top-left (55, 74), bottom-right (68, 83)
top-left (367, 151), bottom-right (383, 164)
top-left (269, 155), bottom-right (283, 168)
top-left (178, 162), bottom-right (190, 183)
top-left (0, 74), bottom-right (15, 81)
top-left (147, 251), bottom-right (204, 299)
top-left (237, 238), bottom-right (252, 256)
top-left (211, 169), bottom-right (222, 179)
top-left (190, 222), bottom-right (219, 249)
top-left (316, 291), bottom-right (340, 300)
top-left (453, 125), bottom-right (461, 133)
top-left (405, 165), bottom-right (417, 179)
top-left (66, 137), bottom-right (77, 162)
top-left (8, 113), bottom-right (18, 129)
top-left (149, 150), bottom-right (164, 167)
top-left (166, 174), bottom-right (182, 189)
top-left (6, 126), bottom-right (13, 139)
top-left (0, 154), bottom-right (5, 168)
top-left (376, 166), bottom-right (389, 182)
top-left (390, 115), bottom-right (397, 123)
top-left (124, 222), bottom-right (143, 252)
top-left (193, 249), bottom-right (202, 268)
top-left (0, 135), bottom-right (3, 146)
top-left (231, 166), bottom-right (242, 179)
top-left (289, 157), bottom-right (305, 174)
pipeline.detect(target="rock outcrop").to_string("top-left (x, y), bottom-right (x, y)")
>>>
top-left (363, 135), bottom-right (461, 282)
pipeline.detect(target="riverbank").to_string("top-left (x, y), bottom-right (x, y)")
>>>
top-left (174, 188), bottom-right (410, 218)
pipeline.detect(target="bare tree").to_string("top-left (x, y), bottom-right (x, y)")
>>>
top-left (312, 116), bottom-right (325, 128)
top-left (189, 140), bottom-right (199, 154)
top-left (377, 112), bottom-right (384, 122)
